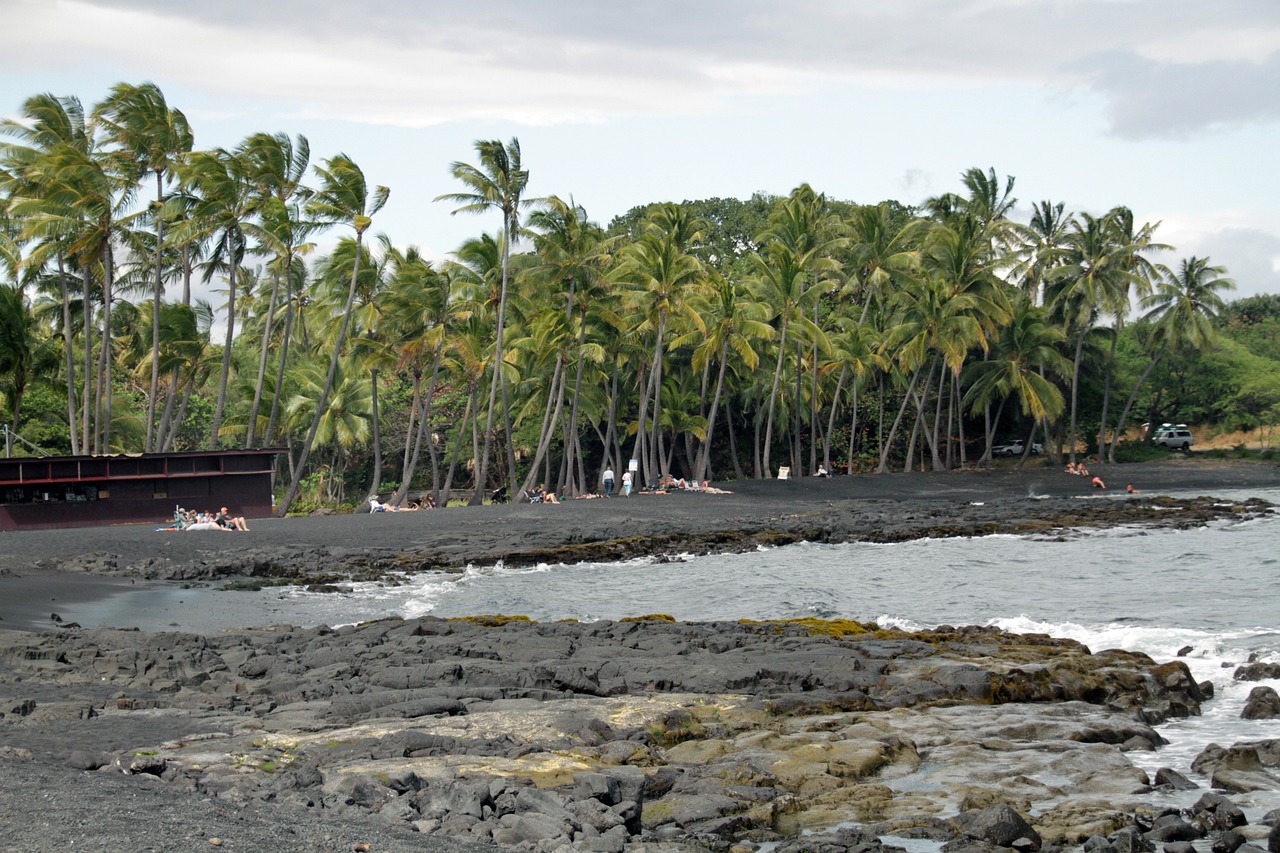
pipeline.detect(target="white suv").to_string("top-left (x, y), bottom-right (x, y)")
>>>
top-left (1151, 424), bottom-right (1194, 450)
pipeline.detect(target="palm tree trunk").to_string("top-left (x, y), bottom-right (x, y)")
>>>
top-left (441, 384), bottom-right (476, 506)
top-left (210, 240), bottom-right (238, 450)
top-left (762, 315), bottom-right (790, 478)
top-left (1067, 324), bottom-right (1088, 463)
top-left (876, 366), bottom-right (922, 474)
top-left (58, 254), bottom-right (79, 456)
top-left (146, 173), bottom-right (165, 453)
top-left (845, 377), bottom-right (861, 475)
top-left (265, 269), bottom-right (296, 444)
top-left (278, 231), bottom-right (366, 516)
top-left (824, 365), bottom-right (847, 472)
top-left (367, 368), bottom-right (383, 498)
top-left (695, 340), bottom-right (731, 483)
top-left (1097, 326), bottom-right (1119, 457)
top-left (81, 264), bottom-right (92, 453)
top-left (520, 358), bottom-right (567, 496)
top-left (246, 264), bottom-right (283, 449)
top-left (1109, 343), bottom-right (1167, 463)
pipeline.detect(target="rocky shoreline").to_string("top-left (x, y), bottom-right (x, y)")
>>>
top-left (3, 616), bottom-right (1280, 852)
top-left (2, 459), bottom-right (1280, 852)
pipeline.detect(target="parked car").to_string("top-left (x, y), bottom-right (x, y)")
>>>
top-left (992, 440), bottom-right (1043, 457)
top-left (1151, 424), bottom-right (1194, 450)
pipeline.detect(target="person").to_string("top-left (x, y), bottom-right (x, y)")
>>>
top-left (538, 484), bottom-right (561, 505)
top-left (622, 470), bottom-right (633, 497)
top-left (1091, 476), bottom-right (1106, 490)
top-left (815, 465), bottom-right (829, 478)
top-left (216, 506), bottom-right (249, 531)
top-left (603, 466), bottom-right (614, 498)
top-left (1126, 483), bottom-right (1139, 494)
top-left (1065, 462), bottom-right (1077, 475)
top-left (1077, 464), bottom-right (1090, 477)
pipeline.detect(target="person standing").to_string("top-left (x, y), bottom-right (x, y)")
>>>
top-left (603, 465), bottom-right (615, 497)
top-left (622, 470), bottom-right (633, 497)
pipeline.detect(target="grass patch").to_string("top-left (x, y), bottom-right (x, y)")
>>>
top-left (447, 614), bottom-right (535, 627)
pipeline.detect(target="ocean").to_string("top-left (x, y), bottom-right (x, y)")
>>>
top-left (52, 487), bottom-right (1280, 817)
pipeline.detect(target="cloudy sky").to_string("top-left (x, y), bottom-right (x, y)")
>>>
top-left (4, 0), bottom-right (1279, 298)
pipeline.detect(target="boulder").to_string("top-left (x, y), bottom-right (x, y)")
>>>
top-left (1233, 663), bottom-right (1280, 682)
top-left (956, 803), bottom-right (1043, 850)
top-left (1154, 768), bottom-right (1198, 791)
top-left (1241, 687), bottom-right (1280, 720)
top-left (1270, 822), bottom-right (1280, 853)
top-left (1213, 830), bottom-right (1246, 853)
top-left (1192, 793), bottom-right (1247, 830)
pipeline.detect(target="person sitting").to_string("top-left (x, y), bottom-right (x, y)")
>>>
top-left (216, 506), bottom-right (250, 530)
top-left (1077, 464), bottom-right (1090, 477)
top-left (814, 465), bottom-right (829, 478)
top-left (540, 485), bottom-right (561, 505)
top-left (1065, 462), bottom-right (1078, 475)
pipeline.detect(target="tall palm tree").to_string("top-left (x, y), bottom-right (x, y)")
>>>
top-left (238, 132), bottom-right (312, 449)
top-left (0, 93), bottom-right (92, 453)
top-left (1045, 211), bottom-right (1145, 462)
top-left (94, 82), bottom-right (193, 451)
top-left (174, 147), bottom-right (257, 448)
top-left (277, 154), bottom-right (387, 516)
top-left (436, 137), bottom-right (534, 503)
top-left (616, 203), bottom-right (707, 486)
top-left (672, 269), bottom-right (773, 482)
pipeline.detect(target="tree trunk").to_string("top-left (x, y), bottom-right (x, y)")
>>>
top-left (366, 368), bottom-right (383, 499)
top-left (246, 263), bottom-right (283, 449)
top-left (762, 314), bottom-right (790, 478)
top-left (1108, 344), bottom-right (1167, 463)
top-left (876, 366), bottom-right (921, 474)
top-left (210, 236), bottom-right (238, 450)
top-left (146, 171), bottom-right (165, 453)
top-left (58, 254), bottom-right (79, 456)
top-left (278, 230), bottom-right (366, 515)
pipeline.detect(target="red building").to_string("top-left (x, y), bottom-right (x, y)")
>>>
top-left (0, 450), bottom-right (280, 531)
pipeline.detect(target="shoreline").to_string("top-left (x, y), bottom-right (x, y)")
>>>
top-left (2, 458), bottom-right (1279, 633)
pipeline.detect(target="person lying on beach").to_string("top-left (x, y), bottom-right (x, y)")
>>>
top-left (539, 485), bottom-right (561, 505)
top-left (185, 512), bottom-right (230, 532)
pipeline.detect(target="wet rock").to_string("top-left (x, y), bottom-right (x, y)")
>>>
top-left (1192, 743), bottom-right (1280, 793)
top-left (955, 803), bottom-right (1042, 850)
top-left (1213, 830), bottom-right (1246, 853)
top-left (1192, 793), bottom-right (1247, 831)
top-left (1270, 822), bottom-right (1280, 853)
top-left (1154, 768), bottom-right (1198, 790)
top-left (1241, 687), bottom-right (1280, 720)
top-left (1233, 663), bottom-right (1280, 682)
top-left (1163, 843), bottom-right (1198, 853)
top-left (1146, 814), bottom-right (1202, 843)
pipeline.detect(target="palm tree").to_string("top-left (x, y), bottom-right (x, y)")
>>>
top-left (964, 298), bottom-right (1070, 464)
top-left (616, 203), bottom-right (707, 486)
top-left (174, 147), bottom-right (257, 449)
top-left (1045, 211), bottom-right (1145, 462)
top-left (0, 93), bottom-right (91, 453)
top-left (1109, 256), bottom-right (1233, 459)
top-left (94, 82), bottom-right (193, 451)
top-left (436, 137), bottom-right (535, 503)
top-left (672, 269), bottom-right (772, 482)
top-left (238, 132), bottom-right (313, 449)
top-left (277, 154), bottom-right (387, 516)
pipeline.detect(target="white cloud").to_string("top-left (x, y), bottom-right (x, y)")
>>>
top-left (7, 0), bottom-right (1277, 138)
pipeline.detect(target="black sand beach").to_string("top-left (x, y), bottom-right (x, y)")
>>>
top-left (2, 458), bottom-right (1279, 852)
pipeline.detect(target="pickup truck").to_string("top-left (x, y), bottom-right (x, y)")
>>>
top-left (992, 440), bottom-right (1043, 457)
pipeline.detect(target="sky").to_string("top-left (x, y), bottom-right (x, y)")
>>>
top-left (3, 0), bottom-right (1279, 302)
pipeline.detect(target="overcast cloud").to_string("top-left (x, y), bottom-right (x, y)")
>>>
top-left (2, 0), bottom-right (1278, 300)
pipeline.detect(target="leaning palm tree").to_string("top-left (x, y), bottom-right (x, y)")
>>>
top-left (94, 82), bottom-right (193, 451)
top-left (277, 154), bottom-right (387, 516)
top-left (1108, 256), bottom-right (1233, 461)
top-left (436, 138), bottom-right (536, 502)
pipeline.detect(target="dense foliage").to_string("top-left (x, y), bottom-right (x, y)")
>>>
top-left (1, 83), bottom-right (1275, 512)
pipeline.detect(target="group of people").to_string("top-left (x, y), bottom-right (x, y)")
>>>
top-left (370, 494), bottom-right (435, 512)
top-left (1065, 461), bottom-right (1107, 489)
top-left (171, 506), bottom-right (249, 532)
